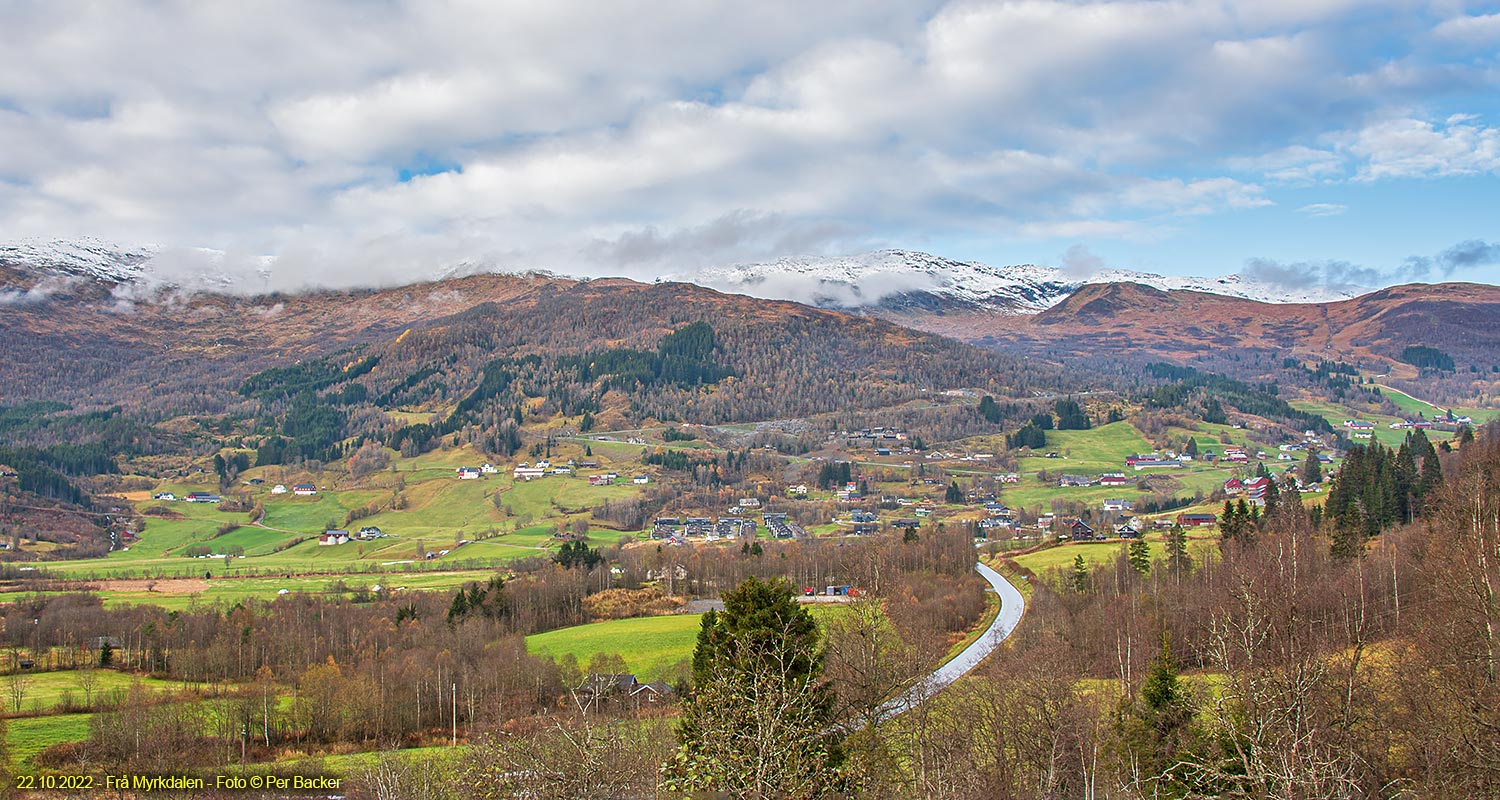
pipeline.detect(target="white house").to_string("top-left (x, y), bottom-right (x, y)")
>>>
top-left (270, 484), bottom-right (287, 495)
top-left (632, 475), bottom-right (649, 485)
top-left (292, 484), bottom-right (317, 496)
top-left (513, 467), bottom-right (546, 480)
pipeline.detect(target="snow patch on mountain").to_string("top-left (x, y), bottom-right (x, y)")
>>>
top-left (686, 250), bottom-right (1362, 310)
top-left (0, 238), bottom-right (279, 298)
top-left (0, 237), bottom-right (157, 283)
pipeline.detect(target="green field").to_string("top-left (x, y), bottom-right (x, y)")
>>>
top-left (1011, 532), bottom-right (1219, 578)
top-left (1291, 398), bottom-right (1435, 448)
top-left (526, 614), bottom-right (705, 681)
top-left (999, 420), bottom-right (1268, 515)
top-left (1016, 421), bottom-right (1154, 475)
top-left (525, 605), bottom-right (852, 682)
top-left (0, 671), bottom-right (205, 715)
top-left (1376, 385), bottom-right (1499, 424)
top-left (7, 712), bottom-right (93, 766)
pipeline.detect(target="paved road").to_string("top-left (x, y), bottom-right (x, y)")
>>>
top-left (877, 560), bottom-right (1026, 720)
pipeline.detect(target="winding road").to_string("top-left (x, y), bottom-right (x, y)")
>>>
top-left (878, 561), bottom-right (1026, 720)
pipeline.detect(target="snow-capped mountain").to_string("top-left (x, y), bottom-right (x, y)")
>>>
top-left (0, 237), bottom-right (158, 283)
top-left (685, 250), bottom-right (1361, 312)
top-left (0, 238), bottom-right (275, 297)
top-left (3, 238), bottom-right (1361, 308)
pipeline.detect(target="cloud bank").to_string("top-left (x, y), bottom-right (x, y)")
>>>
top-left (0, 1), bottom-right (1497, 286)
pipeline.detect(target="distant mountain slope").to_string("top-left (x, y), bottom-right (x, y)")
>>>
top-left (936, 281), bottom-right (1500, 374)
top-left (0, 270), bottom-right (1058, 427)
top-left (685, 249), bottom-right (1361, 313)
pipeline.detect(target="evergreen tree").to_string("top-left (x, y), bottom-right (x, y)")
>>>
top-left (1184, 437), bottom-right (1199, 457)
top-left (1165, 524), bottom-right (1191, 579)
top-left (1070, 554), bottom-right (1090, 593)
top-left (944, 481), bottom-right (963, 504)
top-left (1236, 498), bottom-right (1253, 545)
top-left (1201, 396), bottom-right (1227, 424)
top-left (1055, 399), bottom-right (1091, 430)
top-left (1301, 450), bottom-right (1322, 485)
top-left (667, 577), bottom-right (843, 796)
top-left (1219, 500), bottom-right (1240, 544)
top-left (1117, 633), bottom-right (1197, 795)
top-left (1128, 538), bottom-right (1151, 576)
top-left (446, 589), bottom-right (470, 626)
top-left (1418, 434), bottom-right (1444, 501)
top-left (977, 395), bottom-right (1003, 423)
top-left (1259, 478), bottom-right (1280, 523)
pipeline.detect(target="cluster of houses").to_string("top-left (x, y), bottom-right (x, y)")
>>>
top-left (1344, 420), bottom-right (1376, 439)
top-left (1386, 414), bottom-right (1471, 431)
top-left (1222, 476), bottom-right (1274, 505)
top-left (649, 516), bottom-right (757, 543)
top-left (319, 526), bottom-right (388, 545)
top-left (763, 513), bottom-right (805, 539)
top-left (1058, 517), bottom-right (1141, 541)
top-left (506, 461), bottom-right (648, 486)
top-left (267, 484), bottom-right (318, 496)
top-left (1058, 472), bottom-right (1134, 489)
top-left (976, 501), bottom-right (1020, 536)
top-left (838, 426), bottom-right (908, 443)
top-left (923, 450), bottom-right (997, 462)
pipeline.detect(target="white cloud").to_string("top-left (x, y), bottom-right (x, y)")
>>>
top-left (1345, 115), bottom-right (1500, 180)
top-left (1431, 13), bottom-right (1500, 47)
top-left (1297, 203), bottom-right (1348, 216)
top-left (0, 1), bottom-right (1495, 285)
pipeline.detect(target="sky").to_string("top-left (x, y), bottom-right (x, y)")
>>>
top-left (1, 0), bottom-right (1498, 292)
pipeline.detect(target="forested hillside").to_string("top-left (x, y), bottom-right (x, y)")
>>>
top-left (0, 274), bottom-right (1060, 423)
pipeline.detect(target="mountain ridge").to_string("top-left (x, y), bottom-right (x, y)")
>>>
top-left (3, 239), bottom-right (1370, 309)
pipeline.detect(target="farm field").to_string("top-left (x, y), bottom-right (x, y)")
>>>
top-left (2, 670), bottom-right (207, 715)
top-left (526, 613), bottom-right (705, 681)
top-left (526, 605), bottom-right (852, 683)
top-left (7, 712), bottom-right (93, 766)
top-left (1009, 531), bottom-right (1219, 577)
top-left (1376, 385), bottom-right (1500, 424)
top-left (997, 419), bottom-right (1302, 517)
top-left (1015, 421), bottom-right (1154, 476)
top-left (1290, 399), bottom-right (1433, 449)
